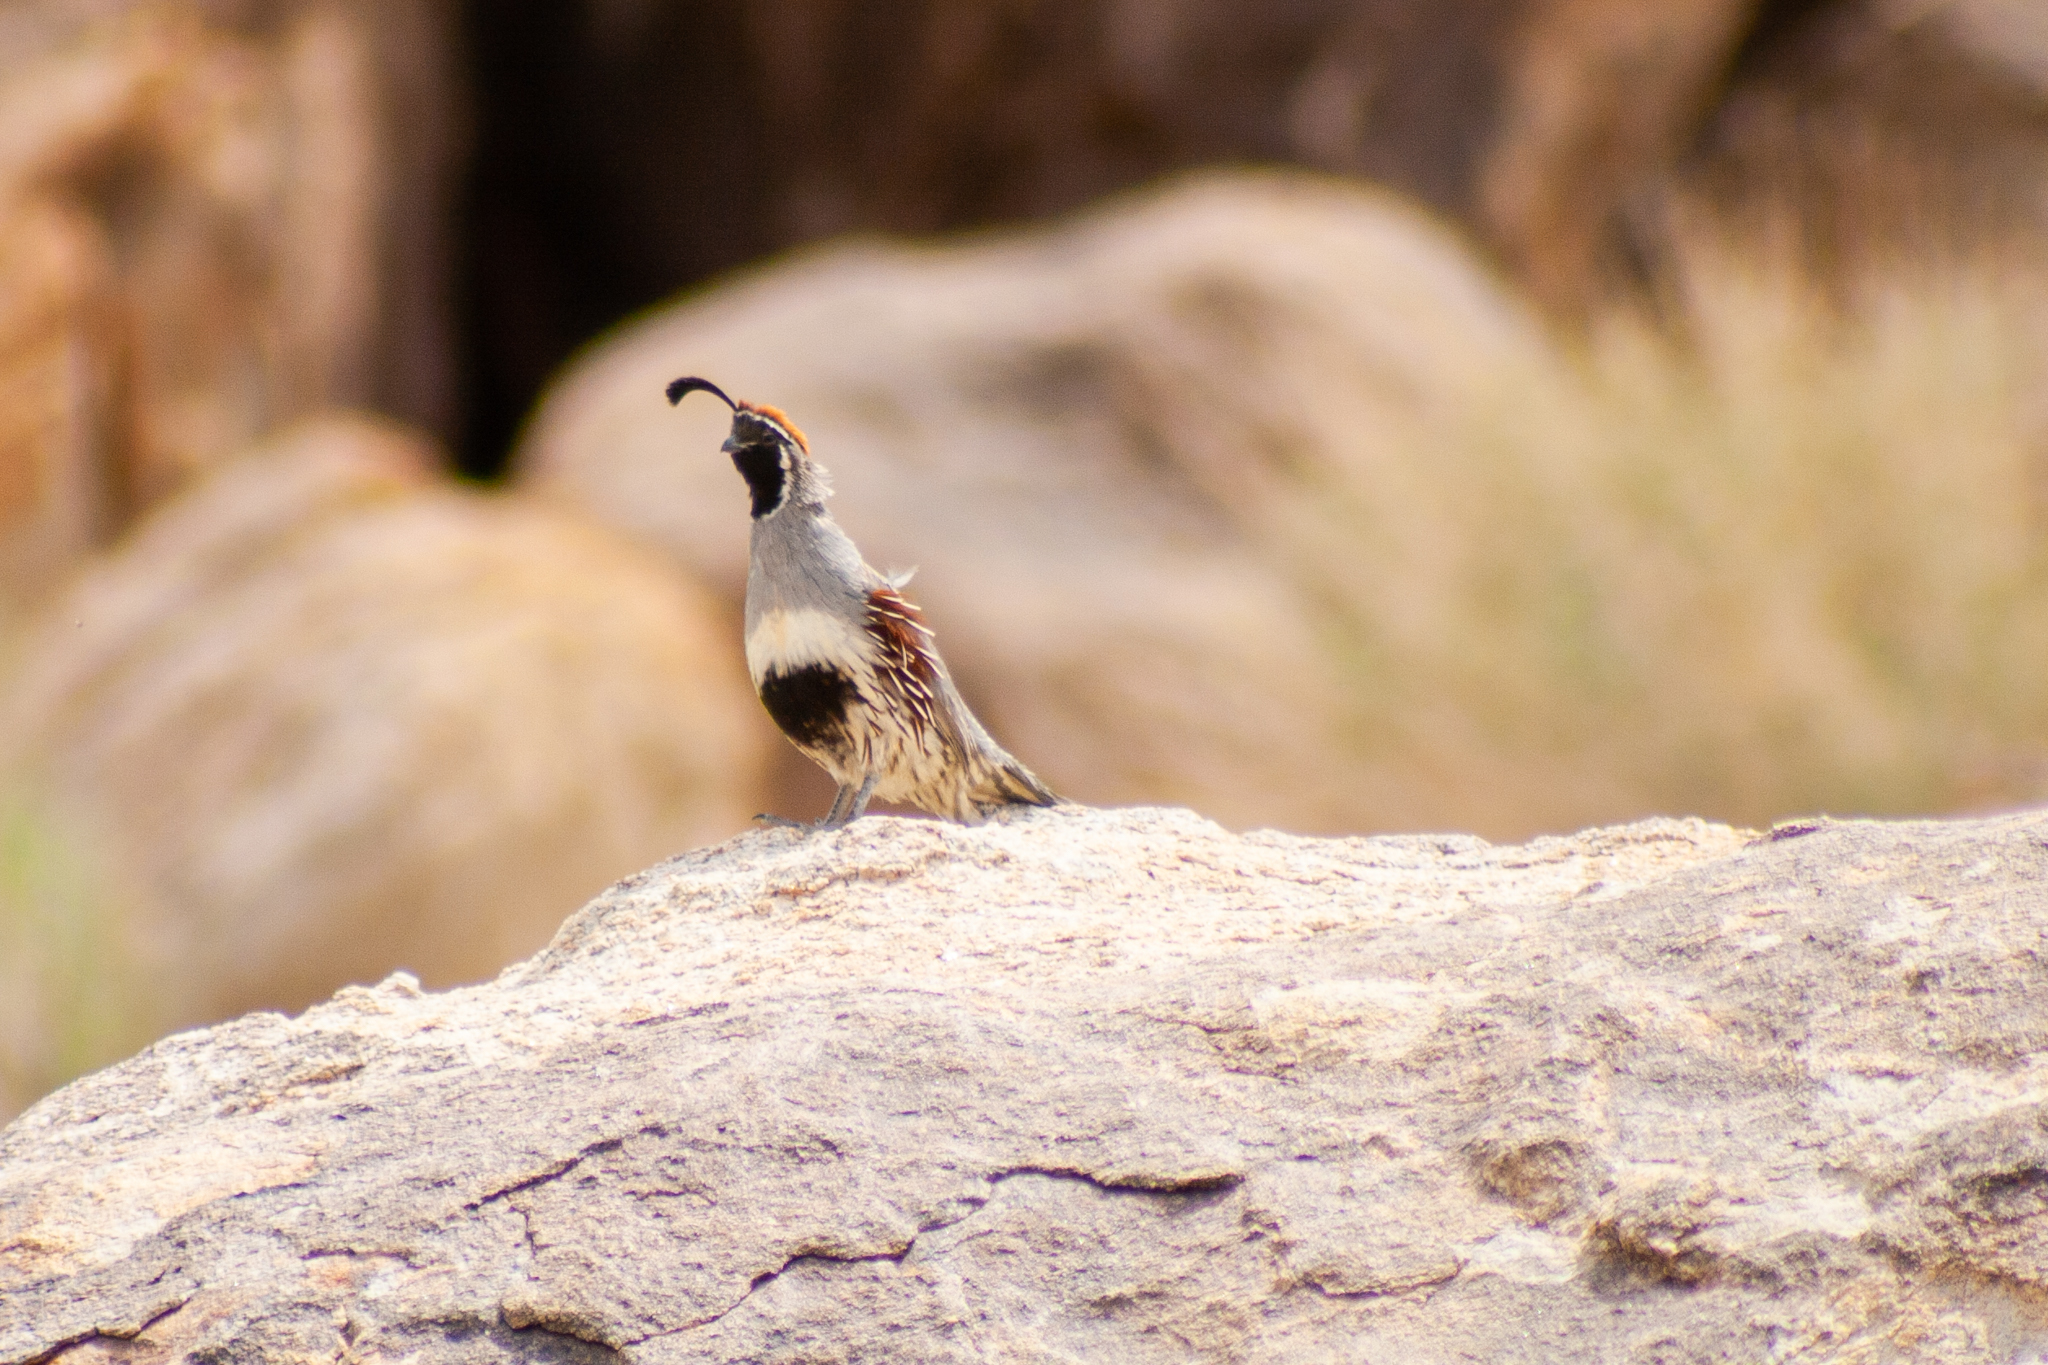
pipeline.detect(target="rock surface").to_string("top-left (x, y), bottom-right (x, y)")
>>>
top-left (8, 803), bottom-right (2048, 1361)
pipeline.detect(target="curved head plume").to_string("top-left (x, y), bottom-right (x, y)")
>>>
top-left (666, 375), bottom-right (809, 451)
top-left (667, 374), bottom-right (827, 518)
top-left (667, 375), bottom-right (735, 409)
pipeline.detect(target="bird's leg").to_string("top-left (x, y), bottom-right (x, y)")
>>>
top-left (823, 773), bottom-right (879, 828)
top-left (754, 780), bottom-right (860, 832)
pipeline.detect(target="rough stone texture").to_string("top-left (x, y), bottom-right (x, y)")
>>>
top-left (8, 804), bottom-right (2048, 1360)
top-left (0, 415), bottom-right (766, 1108)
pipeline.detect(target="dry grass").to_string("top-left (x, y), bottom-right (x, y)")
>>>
top-left (1389, 230), bottom-right (2048, 832)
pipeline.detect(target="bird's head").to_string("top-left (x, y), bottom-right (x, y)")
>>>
top-left (667, 376), bottom-right (829, 519)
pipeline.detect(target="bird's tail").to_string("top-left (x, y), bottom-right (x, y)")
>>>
top-left (979, 754), bottom-right (1060, 809)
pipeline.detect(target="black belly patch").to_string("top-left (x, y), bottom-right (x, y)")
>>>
top-left (758, 664), bottom-right (856, 751)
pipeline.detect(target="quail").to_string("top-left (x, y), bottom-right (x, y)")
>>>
top-left (668, 376), bottom-right (1059, 828)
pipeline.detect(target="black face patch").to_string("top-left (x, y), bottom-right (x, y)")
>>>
top-left (758, 664), bottom-right (856, 752)
top-left (730, 443), bottom-right (786, 518)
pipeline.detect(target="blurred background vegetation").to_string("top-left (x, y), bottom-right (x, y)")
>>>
top-left (1, 0), bottom-right (2045, 1118)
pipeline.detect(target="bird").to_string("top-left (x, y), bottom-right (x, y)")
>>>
top-left (668, 375), bottom-right (1060, 828)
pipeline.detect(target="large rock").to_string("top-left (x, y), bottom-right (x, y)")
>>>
top-left (0, 414), bottom-right (766, 1117)
top-left (7, 804), bottom-right (2048, 1360)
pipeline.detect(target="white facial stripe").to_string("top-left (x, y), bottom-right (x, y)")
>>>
top-left (746, 607), bottom-right (872, 684)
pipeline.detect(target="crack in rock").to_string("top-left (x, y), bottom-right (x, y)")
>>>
top-left (628, 1241), bottom-right (918, 1345)
top-left (989, 1164), bottom-right (1244, 1195)
top-left (469, 1126), bottom-right (673, 1209)
top-left (18, 1294), bottom-right (193, 1365)
top-left (630, 1162), bottom-right (1247, 1344)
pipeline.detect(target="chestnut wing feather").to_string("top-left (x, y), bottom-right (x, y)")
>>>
top-left (863, 586), bottom-right (948, 745)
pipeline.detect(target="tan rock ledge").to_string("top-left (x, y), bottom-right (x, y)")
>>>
top-left (5, 804), bottom-right (2048, 1362)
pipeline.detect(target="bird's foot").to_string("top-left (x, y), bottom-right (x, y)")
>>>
top-left (755, 776), bottom-right (876, 832)
top-left (752, 812), bottom-right (860, 832)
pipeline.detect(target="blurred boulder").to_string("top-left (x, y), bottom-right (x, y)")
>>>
top-left (1695, 0), bottom-right (2048, 275)
top-left (518, 170), bottom-right (1576, 836)
top-left (1478, 0), bottom-right (1759, 313)
top-left (0, 193), bottom-right (115, 620)
top-left (0, 0), bottom-right (460, 612)
top-left (1, 414), bottom-right (767, 1078)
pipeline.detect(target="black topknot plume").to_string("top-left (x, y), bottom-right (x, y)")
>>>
top-left (667, 376), bottom-right (736, 408)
